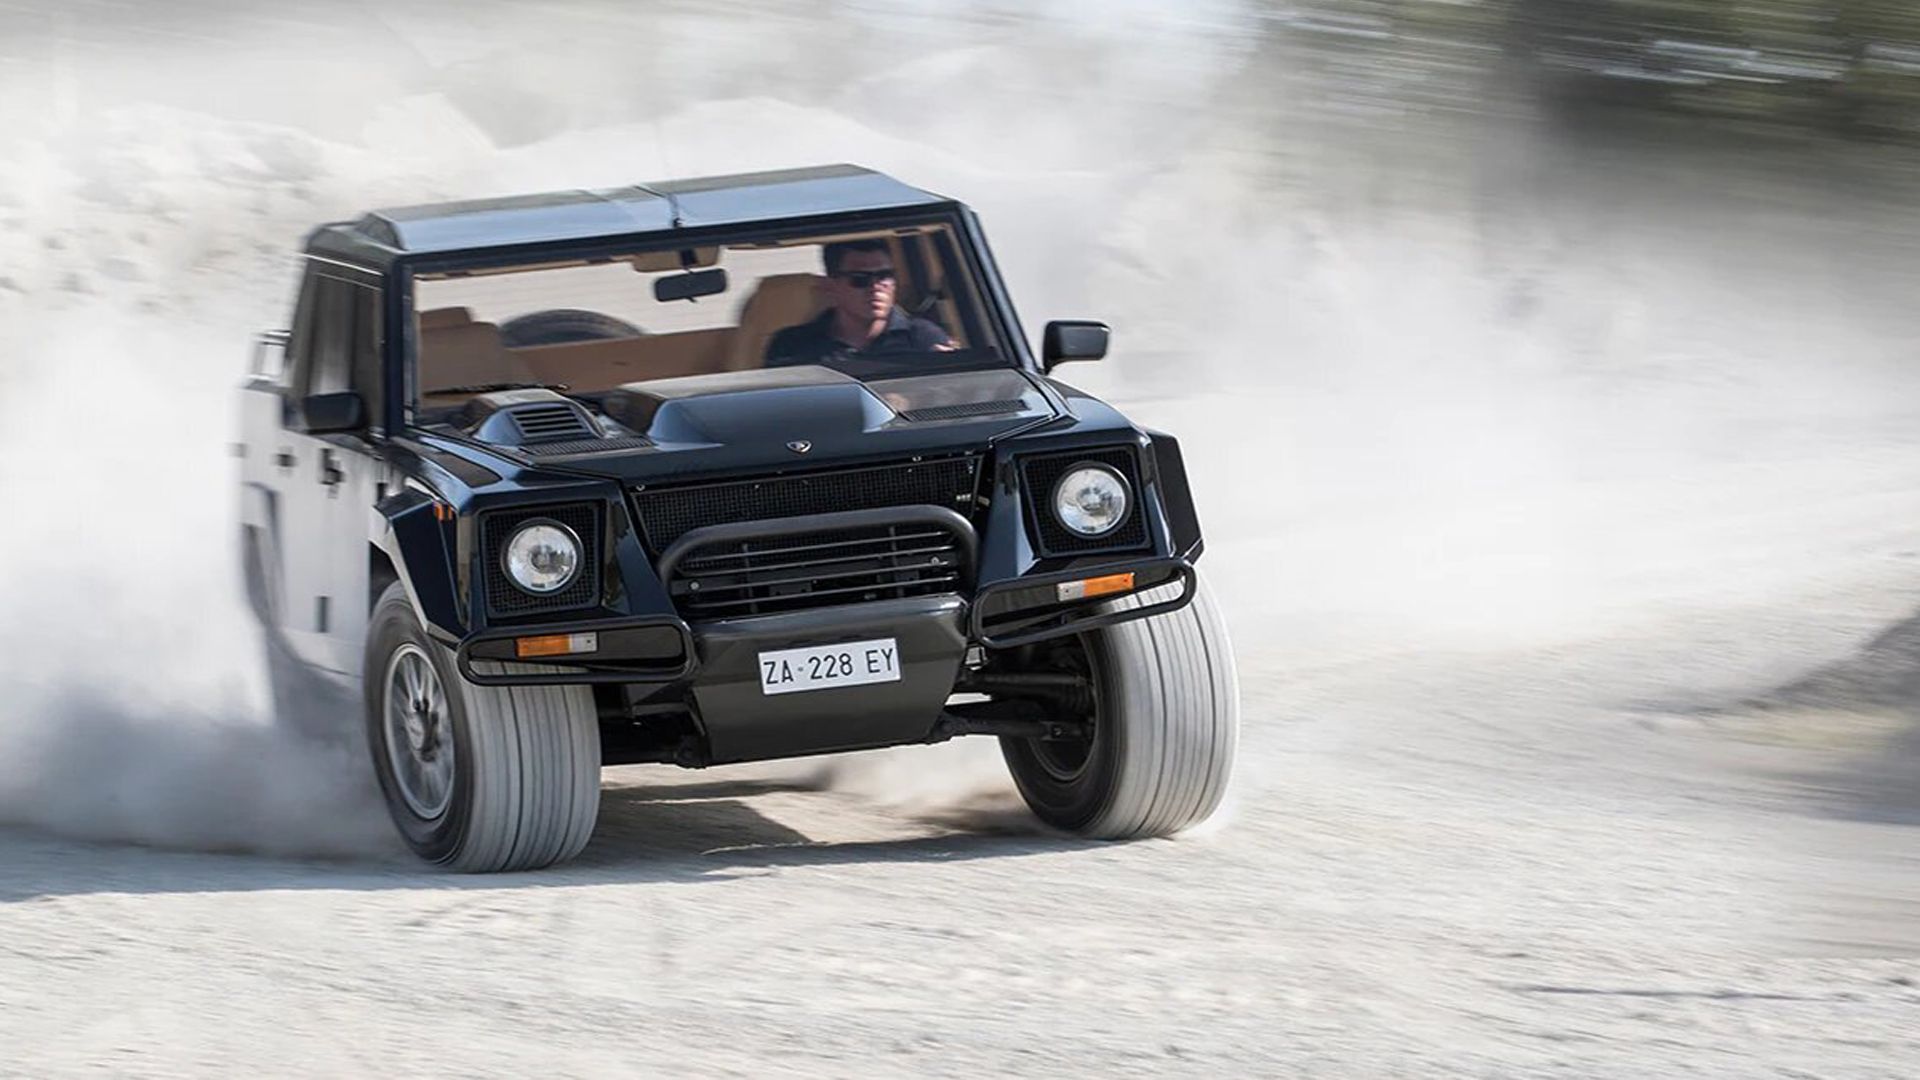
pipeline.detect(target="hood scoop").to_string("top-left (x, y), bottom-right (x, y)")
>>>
top-left (510, 403), bottom-right (595, 442)
top-left (459, 388), bottom-right (607, 450)
top-left (604, 367), bottom-right (891, 446)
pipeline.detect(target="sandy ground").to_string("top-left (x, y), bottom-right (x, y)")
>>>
top-left (3, 3), bottom-right (1920, 1076)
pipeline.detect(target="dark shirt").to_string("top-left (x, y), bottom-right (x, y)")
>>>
top-left (764, 307), bottom-right (951, 367)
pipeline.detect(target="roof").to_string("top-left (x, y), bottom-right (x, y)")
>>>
top-left (305, 164), bottom-right (955, 269)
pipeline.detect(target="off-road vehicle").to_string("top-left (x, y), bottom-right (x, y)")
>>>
top-left (238, 165), bottom-right (1237, 871)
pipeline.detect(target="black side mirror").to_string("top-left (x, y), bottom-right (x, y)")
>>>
top-left (301, 391), bottom-right (366, 434)
top-left (1042, 320), bottom-right (1110, 372)
top-left (655, 268), bottom-right (729, 303)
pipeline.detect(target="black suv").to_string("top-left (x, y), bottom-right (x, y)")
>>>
top-left (238, 165), bottom-right (1238, 871)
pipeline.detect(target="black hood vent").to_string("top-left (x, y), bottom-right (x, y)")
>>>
top-left (510, 404), bottom-right (595, 443)
top-left (899, 399), bottom-right (1026, 423)
top-left (456, 389), bottom-right (604, 450)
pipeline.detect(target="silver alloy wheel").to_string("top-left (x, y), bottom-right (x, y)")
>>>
top-left (383, 643), bottom-right (456, 820)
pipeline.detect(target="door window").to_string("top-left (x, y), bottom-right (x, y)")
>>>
top-left (287, 270), bottom-right (383, 430)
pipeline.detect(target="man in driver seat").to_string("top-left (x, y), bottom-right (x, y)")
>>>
top-left (764, 239), bottom-right (951, 366)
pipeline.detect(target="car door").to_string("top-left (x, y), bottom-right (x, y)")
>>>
top-left (275, 263), bottom-right (384, 678)
top-left (316, 270), bottom-right (388, 679)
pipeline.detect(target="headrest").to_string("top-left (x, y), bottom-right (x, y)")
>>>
top-left (419, 307), bottom-right (476, 331)
top-left (738, 273), bottom-right (827, 323)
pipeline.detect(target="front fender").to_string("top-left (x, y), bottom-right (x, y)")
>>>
top-left (374, 486), bottom-right (466, 642)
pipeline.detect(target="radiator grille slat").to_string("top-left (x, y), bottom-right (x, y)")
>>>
top-left (682, 539), bottom-right (954, 578)
top-left (685, 575), bottom-right (963, 615)
top-left (633, 457), bottom-right (979, 553)
top-left (668, 521), bottom-right (967, 619)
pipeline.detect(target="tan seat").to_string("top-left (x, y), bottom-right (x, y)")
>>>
top-left (727, 273), bottom-right (827, 370)
top-left (417, 306), bottom-right (531, 395)
top-left (515, 328), bottom-right (735, 392)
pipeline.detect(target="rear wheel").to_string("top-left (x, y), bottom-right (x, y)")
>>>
top-left (364, 582), bottom-right (601, 872)
top-left (999, 571), bottom-right (1239, 838)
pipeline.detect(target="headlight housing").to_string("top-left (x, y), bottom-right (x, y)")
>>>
top-left (502, 520), bottom-right (582, 594)
top-left (1052, 464), bottom-right (1132, 537)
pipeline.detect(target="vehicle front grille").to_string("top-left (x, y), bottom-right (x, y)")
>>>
top-left (632, 456), bottom-right (981, 552)
top-left (669, 521), bottom-right (968, 619)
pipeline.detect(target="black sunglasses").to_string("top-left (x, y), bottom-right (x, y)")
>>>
top-left (834, 268), bottom-right (897, 288)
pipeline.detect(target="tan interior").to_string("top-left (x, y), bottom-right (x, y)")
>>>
top-left (727, 273), bottom-right (827, 371)
top-left (516, 328), bottom-right (738, 389)
top-left (417, 306), bottom-right (532, 394)
top-left (415, 274), bottom-right (833, 397)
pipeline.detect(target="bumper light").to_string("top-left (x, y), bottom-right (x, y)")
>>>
top-left (1056, 572), bottom-right (1135, 603)
top-left (515, 631), bottom-right (600, 659)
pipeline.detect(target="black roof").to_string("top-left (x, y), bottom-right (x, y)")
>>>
top-left (305, 164), bottom-right (955, 270)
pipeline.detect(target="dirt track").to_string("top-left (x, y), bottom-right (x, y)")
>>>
top-left (3, 3), bottom-right (1920, 1076)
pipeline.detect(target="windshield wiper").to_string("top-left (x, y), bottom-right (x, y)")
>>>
top-left (423, 381), bottom-right (573, 396)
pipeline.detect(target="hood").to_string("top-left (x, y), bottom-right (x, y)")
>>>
top-left (518, 365), bottom-right (1059, 483)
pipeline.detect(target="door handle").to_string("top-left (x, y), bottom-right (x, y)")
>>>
top-left (275, 449), bottom-right (296, 471)
top-left (320, 449), bottom-right (345, 487)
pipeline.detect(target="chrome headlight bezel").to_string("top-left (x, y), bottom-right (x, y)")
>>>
top-left (1050, 462), bottom-right (1133, 538)
top-left (501, 518), bottom-right (584, 595)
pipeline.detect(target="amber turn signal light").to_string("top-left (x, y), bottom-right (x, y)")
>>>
top-left (1056, 572), bottom-right (1135, 603)
top-left (515, 632), bottom-right (600, 659)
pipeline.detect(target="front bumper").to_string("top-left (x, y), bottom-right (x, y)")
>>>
top-left (455, 615), bottom-right (697, 686)
top-left (454, 555), bottom-right (1197, 690)
top-left (689, 594), bottom-right (969, 764)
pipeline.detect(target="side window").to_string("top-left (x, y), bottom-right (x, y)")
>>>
top-left (286, 270), bottom-right (384, 430)
top-left (348, 284), bottom-right (384, 429)
top-left (283, 272), bottom-right (322, 392)
top-left (303, 278), bottom-right (353, 398)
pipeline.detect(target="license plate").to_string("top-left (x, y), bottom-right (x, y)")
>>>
top-left (758, 638), bottom-right (901, 696)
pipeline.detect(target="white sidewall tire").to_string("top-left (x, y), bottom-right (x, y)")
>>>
top-left (1003, 569), bottom-right (1240, 839)
top-left (364, 582), bottom-right (601, 872)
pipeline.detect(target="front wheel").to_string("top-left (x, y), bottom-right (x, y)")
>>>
top-left (1000, 571), bottom-right (1239, 838)
top-left (364, 582), bottom-right (602, 872)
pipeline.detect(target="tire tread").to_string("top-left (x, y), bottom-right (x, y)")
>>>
top-left (1082, 572), bottom-right (1240, 840)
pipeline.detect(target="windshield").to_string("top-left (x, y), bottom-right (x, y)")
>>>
top-left (410, 221), bottom-right (1012, 408)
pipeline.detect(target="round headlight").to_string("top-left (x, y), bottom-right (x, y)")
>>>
top-left (1052, 464), bottom-right (1131, 537)
top-left (503, 521), bottom-right (582, 595)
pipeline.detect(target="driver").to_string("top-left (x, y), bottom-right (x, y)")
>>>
top-left (764, 239), bottom-right (951, 366)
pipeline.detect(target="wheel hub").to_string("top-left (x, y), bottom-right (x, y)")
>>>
top-left (383, 643), bottom-right (456, 820)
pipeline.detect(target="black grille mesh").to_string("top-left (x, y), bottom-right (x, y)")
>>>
top-left (633, 457), bottom-right (980, 552)
top-left (530, 435), bottom-right (654, 459)
top-left (1021, 447), bottom-right (1151, 557)
top-left (482, 502), bottom-right (602, 615)
top-left (899, 400), bottom-right (1027, 423)
top-left (670, 522), bottom-right (966, 619)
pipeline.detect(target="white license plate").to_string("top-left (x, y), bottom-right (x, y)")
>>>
top-left (758, 638), bottom-right (901, 696)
